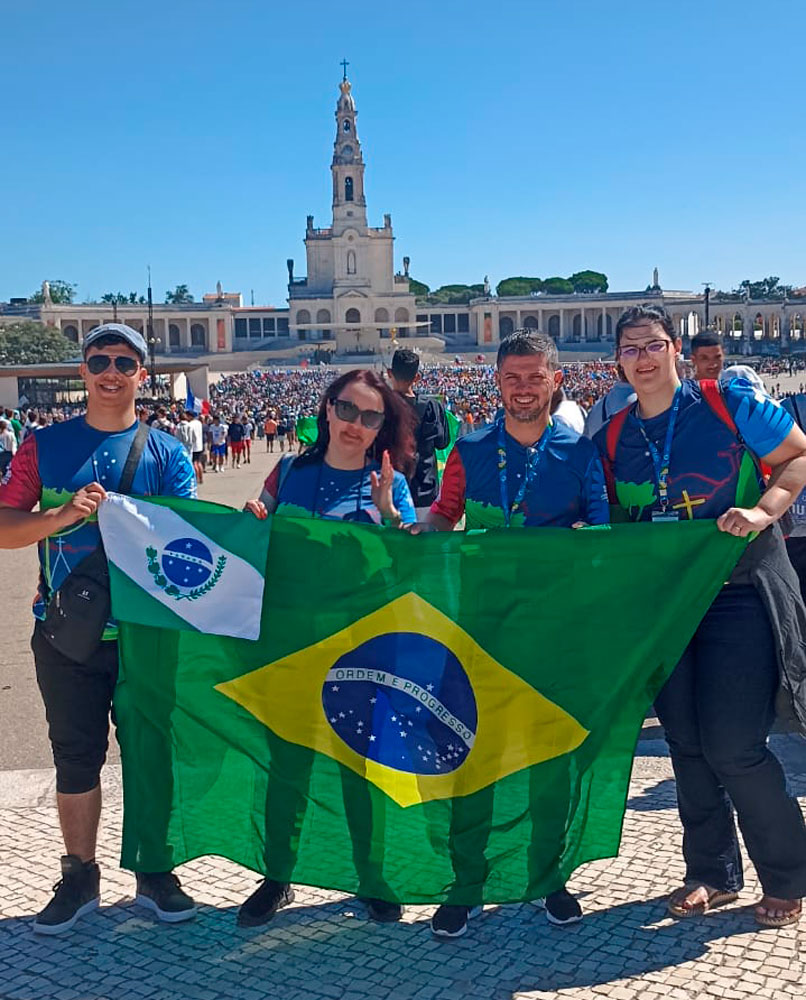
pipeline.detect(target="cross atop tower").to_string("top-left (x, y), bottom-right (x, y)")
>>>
top-left (340, 58), bottom-right (349, 81)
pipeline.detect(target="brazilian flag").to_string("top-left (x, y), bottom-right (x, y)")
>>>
top-left (113, 501), bottom-right (745, 904)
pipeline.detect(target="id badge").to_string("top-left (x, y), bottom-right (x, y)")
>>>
top-left (651, 509), bottom-right (679, 523)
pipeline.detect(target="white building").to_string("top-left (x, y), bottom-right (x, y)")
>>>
top-left (6, 73), bottom-right (805, 358)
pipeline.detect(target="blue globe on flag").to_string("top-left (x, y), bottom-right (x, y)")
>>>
top-left (321, 632), bottom-right (477, 776)
top-left (161, 537), bottom-right (214, 589)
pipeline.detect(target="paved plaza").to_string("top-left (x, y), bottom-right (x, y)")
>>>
top-left (1, 447), bottom-right (805, 1000)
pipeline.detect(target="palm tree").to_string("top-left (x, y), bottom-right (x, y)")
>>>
top-left (165, 284), bottom-right (194, 304)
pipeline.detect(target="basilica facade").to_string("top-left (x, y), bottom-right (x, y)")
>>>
top-left (17, 74), bottom-right (806, 357)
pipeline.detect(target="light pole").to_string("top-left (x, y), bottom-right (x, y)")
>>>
top-left (702, 282), bottom-right (713, 330)
top-left (147, 266), bottom-right (157, 396)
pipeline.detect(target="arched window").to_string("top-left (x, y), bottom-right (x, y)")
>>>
top-left (523, 315), bottom-right (538, 330)
top-left (63, 325), bottom-right (79, 343)
top-left (347, 250), bottom-right (356, 275)
top-left (345, 307), bottom-right (361, 324)
top-left (394, 307), bottom-right (410, 338)
top-left (296, 309), bottom-right (311, 325)
top-left (343, 119), bottom-right (351, 133)
top-left (345, 177), bottom-right (354, 202)
top-left (190, 324), bottom-right (206, 349)
top-left (317, 308), bottom-right (332, 340)
top-left (499, 316), bottom-right (514, 338)
top-left (548, 315), bottom-right (560, 339)
top-left (169, 324), bottom-right (180, 348)
top-left (374, 307), bottom-right (389, 324)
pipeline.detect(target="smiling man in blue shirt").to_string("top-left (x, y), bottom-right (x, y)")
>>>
top-left (0, 324), bottom-right (197, 935)
top-left (427, 330), bottom-right (609, 938)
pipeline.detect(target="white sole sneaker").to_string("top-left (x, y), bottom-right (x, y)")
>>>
top-left (531, 897), bottom-right (583, 926)
top-left (32, 896), bottom-right (100, 935)
top-left (430, 905), bottom-right (483, 938)
top-left (134, 893), bottom-right (197, 923)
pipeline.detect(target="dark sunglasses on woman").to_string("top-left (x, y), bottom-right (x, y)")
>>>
top-left (330, 397), bottom-right (385, 430)
top-left (85, 354), bottom-right (141, 376)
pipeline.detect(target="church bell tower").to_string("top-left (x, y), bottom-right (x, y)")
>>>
top-left (331, 69), bottom-right (367, 234)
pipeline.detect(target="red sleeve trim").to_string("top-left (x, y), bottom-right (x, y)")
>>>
top-left (0, 433), bottom-right (41, 510)
top-left (430, 448), bottom-right (466, 525)
top-left (263, 462), bottom-right (280, 501)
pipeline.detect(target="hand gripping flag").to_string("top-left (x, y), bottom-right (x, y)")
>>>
top-left (107, 499), bottom-right (746, 905)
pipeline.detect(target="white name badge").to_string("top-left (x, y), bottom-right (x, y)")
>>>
top-left (652, 510), bottom-right (680, 523)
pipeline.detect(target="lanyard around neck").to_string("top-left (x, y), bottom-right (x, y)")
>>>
top-left (634, 385), bottom-right (682, 513)
top-left (497, 417), bottom-right (553, 527)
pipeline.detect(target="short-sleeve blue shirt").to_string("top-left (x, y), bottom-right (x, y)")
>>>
top-left (593, 377), bottom-right (792, 521)
top-left (0, 416), bottom-right (197, 619)
top-left (264, 457), bottom-right (416, 525)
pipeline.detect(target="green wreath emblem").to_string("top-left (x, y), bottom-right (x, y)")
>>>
top-left (146, 546), bottom-right (226, 600)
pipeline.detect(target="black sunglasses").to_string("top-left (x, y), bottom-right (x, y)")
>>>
top-left (330, 397), bottom-right (385, 430)
top-left (85, 354), bottom-right (141, 376)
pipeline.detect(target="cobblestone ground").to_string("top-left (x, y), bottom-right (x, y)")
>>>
top-left (1, 739), bottom-right (804, 1000)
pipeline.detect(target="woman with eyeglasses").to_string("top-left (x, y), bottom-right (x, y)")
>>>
top-left (246, 369), bottom-right (416, 527)
top-left (239, 369), bottom-right (416, 929)
top-left (594, 305), bottom-right (806, 928)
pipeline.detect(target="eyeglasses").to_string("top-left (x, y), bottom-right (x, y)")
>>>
top-left (85, 354), bottom-right (141, 376)
top-left (617, 340), bottom-right (672, 362)
top-left (330, 397), bottom-right (385, 430)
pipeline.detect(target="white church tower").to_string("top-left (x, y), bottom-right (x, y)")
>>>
top-left (288, 67), bottom-right (415, 354)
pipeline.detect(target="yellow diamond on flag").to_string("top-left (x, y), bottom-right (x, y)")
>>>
top-left (217, 592), bottom-right (588, 808)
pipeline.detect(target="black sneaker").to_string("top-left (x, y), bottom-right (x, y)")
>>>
top-left (237, 879), bottom-right (295, 927)
top-left (364, 897), bottom-right (403, 922)
top-left (135, 872), bottom-right (197, 923)
top-left (430, 904), bottom-right (482, 938)
top-left (33, 855), bottom-right (100, 936)
top-left (532, 887), bottom-right (583, 926)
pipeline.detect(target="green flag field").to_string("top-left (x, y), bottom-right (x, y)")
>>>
top-left (104, 497), bottom-right (745, 905)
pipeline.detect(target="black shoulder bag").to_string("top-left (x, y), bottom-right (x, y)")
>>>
top-left (41, 423), bottom-right (151, 661)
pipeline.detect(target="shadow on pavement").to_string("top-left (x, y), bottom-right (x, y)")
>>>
top-left (0, 890), bottom-right (776, 1000)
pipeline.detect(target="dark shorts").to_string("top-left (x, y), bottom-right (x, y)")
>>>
top-left (192, 450), bottom-right (204, 464)
top-left (32, 622), bottom-right (119, 795)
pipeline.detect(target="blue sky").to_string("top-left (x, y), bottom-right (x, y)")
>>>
top-left (2, 0), bottom-right (804, 305)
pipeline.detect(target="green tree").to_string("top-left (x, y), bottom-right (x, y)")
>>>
top-left (429, 284), bottom-right (485, 305)
top-left (165, 284), bottom-right (194, 304)
top-left (569, 270), bottom-right (608, 293)
top-left (409, 278), bottom-right (430, 299)
top-left (542, 277), bottom-right (574, 295)
top-left (733, 276), bottom-right (791, 300)
top-left (0, 321), bottom-right (78, 364)
top-left (28, 280), bottom-right (76, 304)
top-left (496, 277), bottom-right (544, 297)
top-left (101, 292), bottom-right (131, 305)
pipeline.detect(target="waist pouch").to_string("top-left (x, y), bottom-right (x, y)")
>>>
top-left (40, 545), bottom-right (111, 661)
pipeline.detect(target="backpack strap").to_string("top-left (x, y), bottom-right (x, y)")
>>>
top-left (602, 405), bottom-right (631, 503)
top-left (275, 454), bottom-right (295, 504)
top-left (700, 378), bottom-right (770, 480)
top-left (699, 379), bottom-right (738, 435)
top-left (117, 423), bottom-right (151, 495)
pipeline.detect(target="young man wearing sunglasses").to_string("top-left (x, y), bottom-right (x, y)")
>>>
top-left (0, 323), bottom-right (198, 935)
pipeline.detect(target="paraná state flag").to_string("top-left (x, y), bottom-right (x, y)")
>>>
top-left (109, 498), bottom-right (745, 904)
top-left (99, 493), bottom-right (268, 640)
